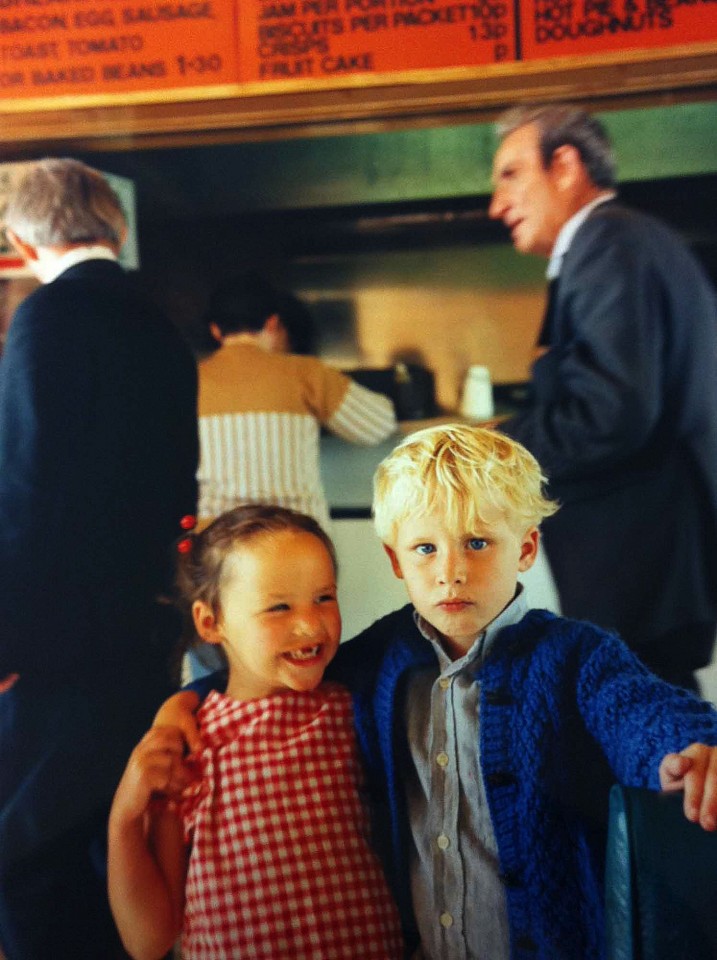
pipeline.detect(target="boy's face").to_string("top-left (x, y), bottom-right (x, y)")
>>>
top-left (384, 506), bottom-right (539, 659)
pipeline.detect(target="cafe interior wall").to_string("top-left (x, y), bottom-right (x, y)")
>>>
top-left (60, 98), bottom-right (717, 413)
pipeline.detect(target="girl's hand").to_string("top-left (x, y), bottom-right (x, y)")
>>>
top-left (154, 690), bottom-right (202, 754)
top-left (111, 725), bottom-right (194, 826)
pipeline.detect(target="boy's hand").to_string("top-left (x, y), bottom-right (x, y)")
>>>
top-left (112, 726), bottom-right (194, 826)
top-left (659, 743), bottom-right (717, 831)
top-left (153, 690), bottom-right (202, 755)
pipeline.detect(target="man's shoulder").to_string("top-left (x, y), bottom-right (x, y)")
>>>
top-left (8, 281), bottom-right (78, 346)
top-left (59, 262), bottom-right (185, 339)
top-left (26, 261), bottom-right (134, 314)
top-left (568, 202), bottom-right (711, 295)
top-left (576, 201), bottom-right (682, 251)
top-left (50, 258), bottom-right (128, 294)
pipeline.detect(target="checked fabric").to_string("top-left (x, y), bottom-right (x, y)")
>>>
top-left (180, 683), bottom-right (403, 959)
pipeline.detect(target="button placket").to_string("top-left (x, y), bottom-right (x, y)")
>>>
top-left (434, 670), bottom-right (465, 957)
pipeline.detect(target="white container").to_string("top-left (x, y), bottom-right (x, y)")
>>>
top-left (460, 365), bottom-right (494, 421)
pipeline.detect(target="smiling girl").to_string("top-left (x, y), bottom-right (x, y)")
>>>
top-left (108, 504), bottom-right (402, 960)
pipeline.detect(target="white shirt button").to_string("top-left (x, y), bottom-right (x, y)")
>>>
top-left (437, 834), bottom-right (450, 850)
top-left (439, 677), bottom-right (451, 690)
top-left (436, 752), bottom-right (450, 768)
top-left (439, 912), bottom-right (453, 928)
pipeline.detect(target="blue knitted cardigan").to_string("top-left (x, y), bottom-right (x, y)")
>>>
top-left (326, 605), bottom-right (717, 960)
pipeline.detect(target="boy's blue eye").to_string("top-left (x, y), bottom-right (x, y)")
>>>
top-left (268, 603), bottom-right (290, 612)
top-left (468, 538), bottom-right (488, 551)
top-left (317, 593), bottom-right (337, 604)
top-left (415, 543), bottom-right (436, 555)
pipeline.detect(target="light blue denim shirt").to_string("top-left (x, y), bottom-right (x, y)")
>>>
top-left (403, 586), bottom-right (529, 960)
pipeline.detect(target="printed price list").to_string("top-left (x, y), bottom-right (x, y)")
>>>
top-left (521, 0), bottom-right (717, 59)
top-left (0, 0), bottom-right (238, 99)
top-left (0, 0), bottom-right (714, 101)
top-left (239, 0), bottom-right (516, 82)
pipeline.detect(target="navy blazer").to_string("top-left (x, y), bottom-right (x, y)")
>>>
top-left (0, 259), bottom-right (198, 863)
top-left (503, 203), bottom-right (717, 651)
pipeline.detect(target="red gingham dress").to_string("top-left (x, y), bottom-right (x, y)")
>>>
top-left (180, 683), bottom-right (404, 959)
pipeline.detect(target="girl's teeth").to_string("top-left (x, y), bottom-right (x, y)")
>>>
top-left (287, 646), bottom-right (320, 661)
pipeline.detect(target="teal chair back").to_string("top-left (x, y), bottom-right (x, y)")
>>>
top-left (605, 784), bottom-right (717, 960)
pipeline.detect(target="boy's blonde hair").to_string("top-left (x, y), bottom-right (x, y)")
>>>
top-left (373, 424), bottom-right (558, 545)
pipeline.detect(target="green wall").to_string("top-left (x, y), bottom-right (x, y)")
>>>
top-left (192, 100), bottom-right (717, 211)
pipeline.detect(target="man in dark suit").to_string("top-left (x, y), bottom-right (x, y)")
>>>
top-left (0, 159), bottom-right (198, 958)
top-left (489, 103), bottom-right (717, 692)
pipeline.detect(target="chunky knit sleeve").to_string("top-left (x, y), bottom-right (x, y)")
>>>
top-left (575, 627), bottom-right (717, 790)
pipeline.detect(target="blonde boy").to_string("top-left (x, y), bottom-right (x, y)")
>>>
top-left (330, 424), bottom-right (717, 960)
top-left (161, 424), bottom-right (717, 960)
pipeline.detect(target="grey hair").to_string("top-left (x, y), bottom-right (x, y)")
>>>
top-left (496, 103), bottom-right (617, 189)
top-left (3, 158), bottom-right (126, 248)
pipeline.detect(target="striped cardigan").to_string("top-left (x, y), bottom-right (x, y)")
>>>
top-left (197, 341), bottom-right (396, 527)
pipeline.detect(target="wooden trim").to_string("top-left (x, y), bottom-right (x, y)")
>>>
top-left (0, 43), bottom-right (715, 155)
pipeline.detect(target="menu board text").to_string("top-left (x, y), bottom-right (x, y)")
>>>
top-left (0, 0), bottom-right (714, 103)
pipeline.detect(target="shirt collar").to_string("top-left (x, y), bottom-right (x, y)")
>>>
top-left (546, 191), bottom-right (616, 280)
top-left (414, 583), bottom-right (529, 673)
top-left (43, 245), bottom-right (119, 284)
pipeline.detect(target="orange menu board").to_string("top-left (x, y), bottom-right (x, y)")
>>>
top-left (0, 0), bottom-right (239, 101)
top-left (238, 0), bottom-right (517, 82)
top-left (520, 0), bottom-right (717, 61)
top-left (0, 0), bottom-right (714, 103)
top-left (238, 0), bottom-right (716, 82)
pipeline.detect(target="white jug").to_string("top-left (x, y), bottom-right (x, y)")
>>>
top-left (460, 365), bottom-right (494, 420)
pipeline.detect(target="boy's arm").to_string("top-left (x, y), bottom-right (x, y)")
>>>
top-left (659, 744), bottom-right (717, 831)
top-left (154, 690), bottom-right (202, 754)
top-left (153, 670), bottom-right (228, 754)
top-left (576, 632), bottom-right (717, 802)
top-left (108, 726), bottom-right (191, 960)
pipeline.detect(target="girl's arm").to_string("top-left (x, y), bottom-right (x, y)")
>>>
top-left (108, 726), bottom-right (192, 960)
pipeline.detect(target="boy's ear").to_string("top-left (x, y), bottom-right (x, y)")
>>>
top-left (518, 527), bottom-right (540, 572)
top-left (383, 544), bottom-right (404, 580)
top-left (192, 600), bottom-right (224, 646)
